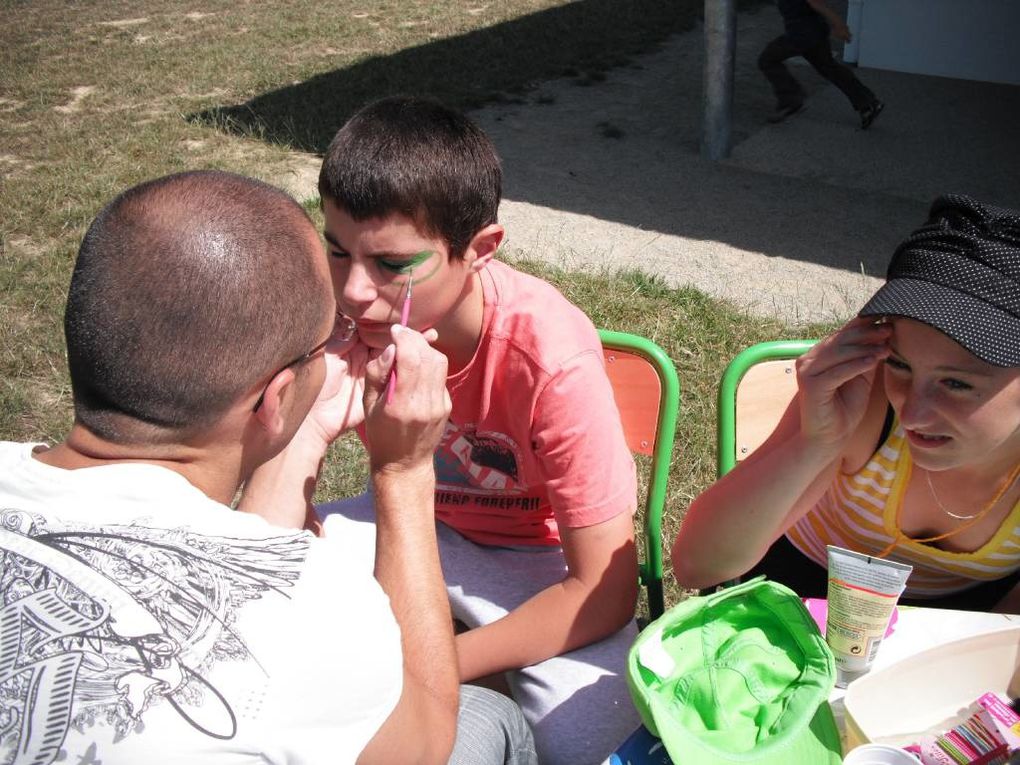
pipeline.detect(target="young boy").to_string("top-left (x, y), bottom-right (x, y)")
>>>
top-left (316, 96), bottom-right (642, 764)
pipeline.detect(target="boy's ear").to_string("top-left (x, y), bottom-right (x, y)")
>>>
top-left (464, 223), bottom-right (504, 273)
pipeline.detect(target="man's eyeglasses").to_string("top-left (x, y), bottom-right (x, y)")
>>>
top-left (252, 314), bottom-right (357, 412)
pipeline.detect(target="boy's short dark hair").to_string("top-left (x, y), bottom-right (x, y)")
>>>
top-left (66, 170), bottom-right (331, 443)
top-left (318, 96), bottom-right (502, 258)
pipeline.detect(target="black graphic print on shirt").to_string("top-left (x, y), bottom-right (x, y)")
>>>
top-left (0, 508), bottom-right (309, 765)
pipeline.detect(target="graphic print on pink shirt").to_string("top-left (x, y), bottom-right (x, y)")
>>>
top-left (436, 421), bottom-right (524, 493)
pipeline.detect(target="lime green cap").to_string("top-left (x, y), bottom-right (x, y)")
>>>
top-left (627, 577), bottom-right (843, 764)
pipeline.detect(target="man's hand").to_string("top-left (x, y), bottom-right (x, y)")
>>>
top-left (358, 323), bottom-right (459, 765)
top-left (294, 319), bottom-right (444, 457)
top-left (363, 324), bottom-right (451, 475)
top-left (237, 317), bottom-right (368, 529)
top-left (302, 333), bottom-right (369, 448)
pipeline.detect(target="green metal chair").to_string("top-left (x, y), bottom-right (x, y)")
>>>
top-left (599, 329), bottom-right (680, 620)
top-left (706, 339), bottom-right (816, 594)
top-left (717, 339), bottom-right (818, 478)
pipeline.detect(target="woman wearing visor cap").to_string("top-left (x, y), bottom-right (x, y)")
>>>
top-left (674, 194), bottom-right (1020, 611)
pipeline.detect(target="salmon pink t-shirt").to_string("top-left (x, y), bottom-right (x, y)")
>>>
top-left (434, 260), bottom-right (637, 546)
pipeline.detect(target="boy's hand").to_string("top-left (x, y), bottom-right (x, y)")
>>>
top-left (364, 325), bottom-right (450, 474)
top-left (796, 317), bottom-right (890, 454)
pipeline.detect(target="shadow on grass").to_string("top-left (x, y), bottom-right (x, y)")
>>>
top-left (190, 0), bottom-right (712, 154)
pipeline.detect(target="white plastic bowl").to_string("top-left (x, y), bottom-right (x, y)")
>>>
top-left (843, 626), bottom-right (1020, 749)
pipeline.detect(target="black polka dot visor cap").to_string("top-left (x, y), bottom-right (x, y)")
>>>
top-left (859, 194), bottom-right (1020, 368)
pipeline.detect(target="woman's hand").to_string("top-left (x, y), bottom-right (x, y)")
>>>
top-left (796, 317), bottom-right (891, 454)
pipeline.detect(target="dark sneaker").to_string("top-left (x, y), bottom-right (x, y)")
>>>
top-left (859, 100), bottom-right (885, 130)
top-left (767, 102), bottom-right (805, 123)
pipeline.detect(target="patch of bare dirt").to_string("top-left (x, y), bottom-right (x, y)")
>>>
top-left (98, 17), bottom-right (148, 29)
top-left (0, 154), bottom-right (37, 180)
top-left (5, 235), bottom-right (47, 260)
top-left (186, 89), bottom-right (228, 100)
top-left (266, 153), bottom-right (322, 203)
top-left (54, 86), bottom-right (96, 114)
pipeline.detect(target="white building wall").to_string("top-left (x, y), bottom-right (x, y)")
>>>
top-left (845, 0), bottom-right (1020, 85)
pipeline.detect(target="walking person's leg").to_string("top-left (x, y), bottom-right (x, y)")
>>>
top-left (802, 38), bottom-right (884, 127)
top-left (758, 34), bottom-right (806, 121)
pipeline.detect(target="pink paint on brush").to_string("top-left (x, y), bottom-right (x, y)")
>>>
top-left (385, 275), bottom-right (413, 404)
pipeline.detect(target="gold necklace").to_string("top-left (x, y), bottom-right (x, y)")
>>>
top-left (877, 460), bottom-right (1020, 557)
top-left (924, 469), bottom-right (977, 520)
top-left (925, 464), bottom-right (1020, 521)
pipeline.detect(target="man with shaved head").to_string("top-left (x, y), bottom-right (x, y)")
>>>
top-left (0, 170), bottom-right (535, 764)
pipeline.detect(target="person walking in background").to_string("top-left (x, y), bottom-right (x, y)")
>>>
top-left (760, 0), bottom-right (885, 128)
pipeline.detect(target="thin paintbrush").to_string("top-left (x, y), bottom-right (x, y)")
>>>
top-left (385, 272), bottom-right (413, 404)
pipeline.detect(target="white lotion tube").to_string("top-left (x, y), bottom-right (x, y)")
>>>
top-left (826, 545), bottom-right (913, 688)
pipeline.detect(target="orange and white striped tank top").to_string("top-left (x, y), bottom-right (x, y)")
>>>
top-left (786, 422), bottom-right (1020, 598)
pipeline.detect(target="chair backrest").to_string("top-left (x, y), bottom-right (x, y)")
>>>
top-left (599, 329), bottom-right (680, 620)
top-left (717, 339), bottom-right (818, 478)
top-left (702, 339), bottom-right (816, 596)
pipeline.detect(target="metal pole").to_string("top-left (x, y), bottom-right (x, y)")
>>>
top-left (702, 0), bottom-right (737, 160)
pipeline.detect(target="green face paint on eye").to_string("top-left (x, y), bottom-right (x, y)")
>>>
top-left (405, 250), bottom-right (433, 269)
top-left (381, 250), bottom-right (435, 276)
top-left (401, 250), bottom-right (446, 285)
